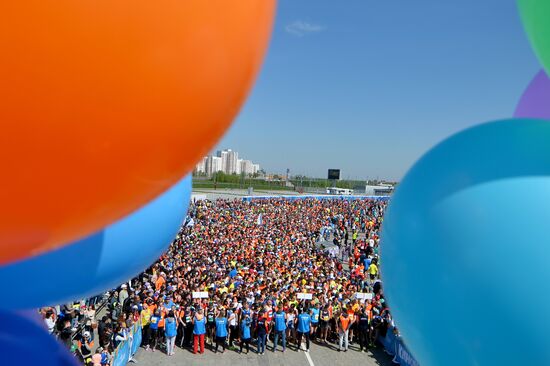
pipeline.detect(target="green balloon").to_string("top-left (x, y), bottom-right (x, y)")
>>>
top-left (519, 0), bottom-right (550, 74)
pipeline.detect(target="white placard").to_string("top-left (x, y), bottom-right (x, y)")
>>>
top-left (297, 293), bottom-right (313, 300)
top-left (192, 291), bottom-right (209, 299)
top-left (355, 292), bottom-right (373, 300)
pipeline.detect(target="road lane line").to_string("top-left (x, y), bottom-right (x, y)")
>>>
top-left (301, 341), bottom-right (315, 366)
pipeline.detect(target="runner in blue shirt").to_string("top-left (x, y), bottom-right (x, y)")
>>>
top-left (149, 310), bottom-right (161, 352)
top-left (310, 303), bottom-right (320, 341)
top-left (215, 310), bottom-right (229, 353)
top-left (296, 307), bottom-right (311, 352)
top-left (272, 308), bottom-right (287, 352)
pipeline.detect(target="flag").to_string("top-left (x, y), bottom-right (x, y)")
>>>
top-left (257, 213), bottom-right (263, 226)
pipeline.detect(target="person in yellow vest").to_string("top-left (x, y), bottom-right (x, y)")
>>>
top-left (368, 262), bottom-right (379, 280)
top-left (140, 304), bottom-right (152, 351)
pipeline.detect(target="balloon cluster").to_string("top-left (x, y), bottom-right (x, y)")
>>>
top-left (0, 1), bottom-right (275, 364)
top-left (381, 3), bottom-right (550, 366)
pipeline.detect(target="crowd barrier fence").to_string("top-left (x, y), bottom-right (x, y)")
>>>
top-left (242, 194), bottom-right (390, 202)
top-left (379, 326), bottom-right (419, 366)
top-left (112, 321), bottom-right (142, 366)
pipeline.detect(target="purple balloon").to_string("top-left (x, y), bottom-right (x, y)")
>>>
top-left (514, 70), bottom-right (550, 119)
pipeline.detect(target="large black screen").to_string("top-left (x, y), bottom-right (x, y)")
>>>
top-left (328, 169), bottom-right (340, 180)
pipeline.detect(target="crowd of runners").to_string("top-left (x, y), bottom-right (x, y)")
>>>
top-left (47, 197), bottom-right (395, 365)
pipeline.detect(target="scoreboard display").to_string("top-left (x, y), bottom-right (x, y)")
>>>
top-left (328, 169), bottom-right (340, 180)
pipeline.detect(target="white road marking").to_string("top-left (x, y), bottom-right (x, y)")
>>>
top-left (301, 340), bottom-right (315, 366)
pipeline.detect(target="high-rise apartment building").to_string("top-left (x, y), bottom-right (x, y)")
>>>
top-left (196, 149), bottom-right (260, 177)
top-left (239, 160), bottom-right (255, 175)
top-left (205, 156), bottom-right (223, 176)
top-left (226, 149), bottom-right (239, 174)
top-left (195, 157), bottom-right (207, 174)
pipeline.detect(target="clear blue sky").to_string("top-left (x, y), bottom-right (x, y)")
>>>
top-left (217, 0), bottom-right (540, 181)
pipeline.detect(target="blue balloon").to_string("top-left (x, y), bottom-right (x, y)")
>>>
top-left (1, 175), bottom-right (192, 308)
top-left (0, 310), bottom-right (79, 365)
top-left (382, 119), bottom-right (550, 366)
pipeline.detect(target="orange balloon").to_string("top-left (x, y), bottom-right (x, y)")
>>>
top-left (0, 0), bottom-right (275, 264)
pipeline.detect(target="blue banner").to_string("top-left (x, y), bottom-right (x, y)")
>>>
top-left (112, 341), bottom-right (129, 366)
top-left (113, 322), bottom-right (142, 366)
top-left (131, 324), bottom-right (142, 356)
top-left (378, 327), bottom-right (419, 366)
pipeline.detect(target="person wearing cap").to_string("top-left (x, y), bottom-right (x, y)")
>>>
top-left (296, 307), bottom-right (311, 352)
top-left (79, 330), bottom-right (94, 364)
top-left (119, 284), bottom-right (129, 305)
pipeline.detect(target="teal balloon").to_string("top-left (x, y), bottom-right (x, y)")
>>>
top-left (382, 119), bottom-right (550, 366)
top-left (0, 175), bottom-right (192, 308)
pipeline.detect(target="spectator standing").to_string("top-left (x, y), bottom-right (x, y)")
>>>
top-left (239, 313), bottom-right (252, 354)
top-left (296, 308), bottom-right (311, 352)
top-left (140, 303), bottom-right (152, 351)
top-left (357, 308), bottom-right (370, 352)
top-left (118, 284), bottom-right (129, 306)
top-left (214, 310), bottom-right (229, 353)
top-left (310, 303), bottom-right (320, 341)
top-left (149, 310), bottom-right (161, 352)
top-left (338, 311), bottom-right (351, 352)
top-left (164, 311), bottom-right (177, 356)
top-left (44, 310), bottom-right (56, 334)
top-left (193, 309), bottom-right (206, 354)
top-left (272, 308), bottom-right (286, 352)
top-left (79, 331), bottom-right (94, 364)
top-left (256, 311), bottom-right (268, 355)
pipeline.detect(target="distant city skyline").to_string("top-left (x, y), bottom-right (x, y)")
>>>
top-left (195, 149), bottom-right (260, 177)
top-left (215, 0), bottom-right (540, 181)
top-left (206, 147), bottom-right (375, 181)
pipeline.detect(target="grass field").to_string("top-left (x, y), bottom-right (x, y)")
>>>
top-left (192, 181), bottom-right (294, 191)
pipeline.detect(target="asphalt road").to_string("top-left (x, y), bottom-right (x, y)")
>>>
top-left (133, 338), bottom-right (395, 366)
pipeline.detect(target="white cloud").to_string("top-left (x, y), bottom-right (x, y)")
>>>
top-left (285, 20), bottom-right (325, 36)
